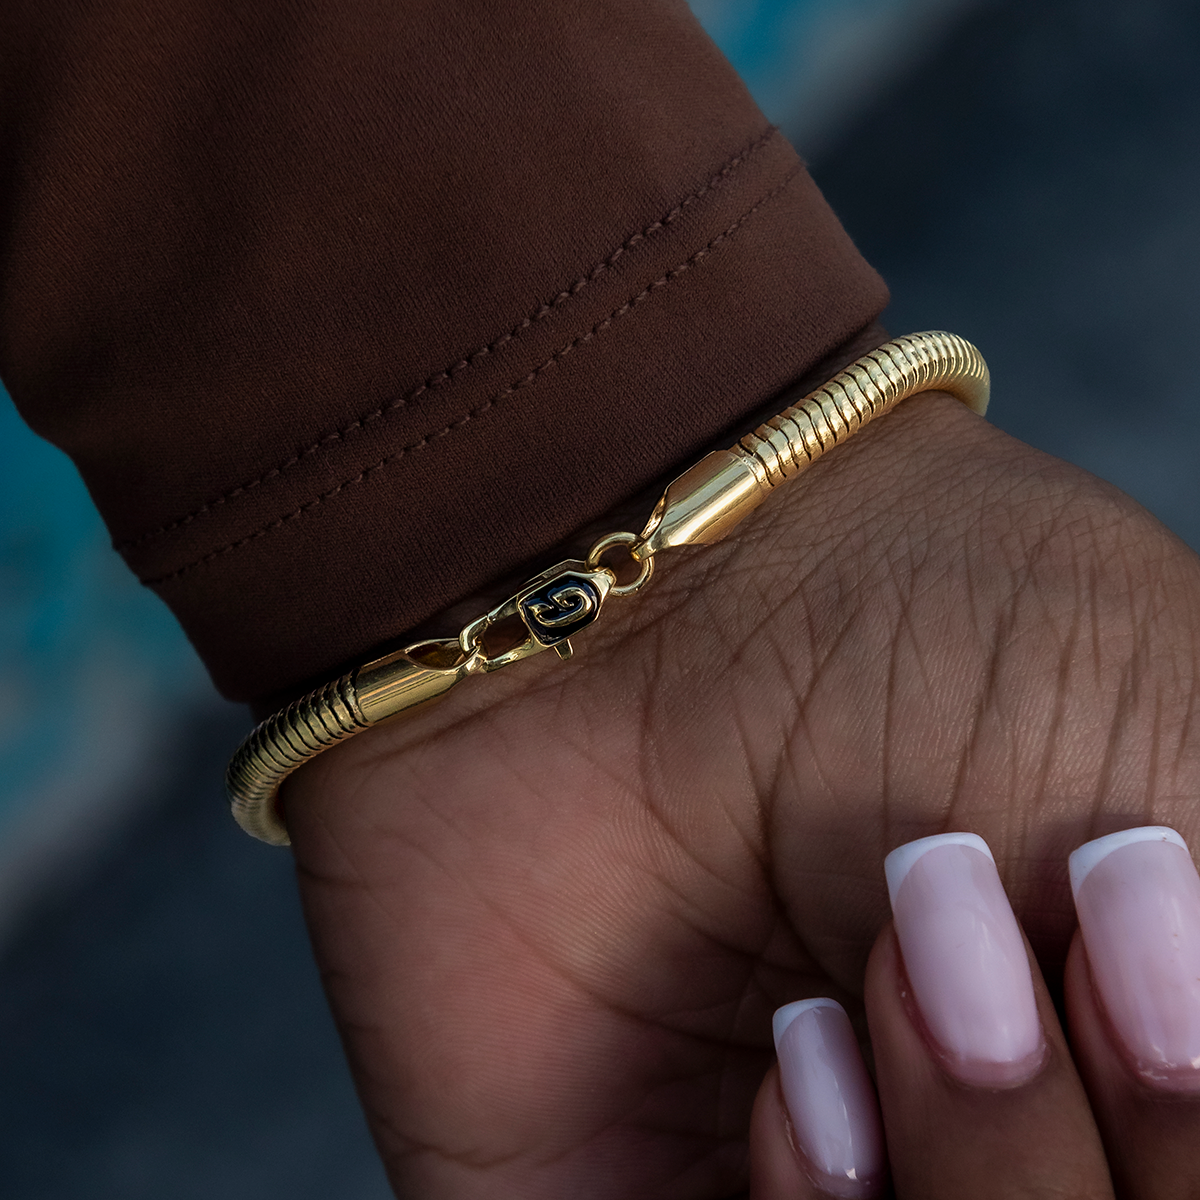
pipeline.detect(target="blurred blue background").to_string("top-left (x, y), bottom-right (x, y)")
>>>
top-left (1, 0), bottom-right (1196, 1195)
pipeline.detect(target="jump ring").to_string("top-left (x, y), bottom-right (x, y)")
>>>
top-left (585, 531), bottom-right (655, 597)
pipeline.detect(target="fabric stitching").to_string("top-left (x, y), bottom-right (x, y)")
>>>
top-left (141, 165), bottom-right (802, 588)
top-left (143, 166), bottom-right (801, 587)
top-left (118, 126), bottom-right (781, 553)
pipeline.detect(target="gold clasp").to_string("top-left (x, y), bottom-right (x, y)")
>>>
top-left (459, 559), bottom-right (616, 670)
top-left (458, 534), bottom-right (655, 671)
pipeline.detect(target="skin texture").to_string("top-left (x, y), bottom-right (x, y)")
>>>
top-left (284, 392), bottom-right (1200, 1198)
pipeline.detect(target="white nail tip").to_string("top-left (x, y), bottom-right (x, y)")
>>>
top-left (884, 832), bottom-right (994, 905)
top-left (772, 998), bottom-right (844, 1049)
top-left (1068, 826), bottom-right (1189, 894)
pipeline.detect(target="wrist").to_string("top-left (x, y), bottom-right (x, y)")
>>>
top-left (236, 333), bottom-right (991, 842)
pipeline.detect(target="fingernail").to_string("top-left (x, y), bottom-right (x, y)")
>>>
top-left (772, 999), bottom-right (886, 1199)
top-left (884, 832), bottom-right (1044, 1086)
top-left (1070, 826), bottom-right (1200, 1091)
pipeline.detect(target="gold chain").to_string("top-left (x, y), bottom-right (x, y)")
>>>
top-left (227, 331), bottom-right (989, 844)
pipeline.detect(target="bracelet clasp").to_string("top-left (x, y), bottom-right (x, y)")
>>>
top-left (459, 560), bottom-right (616, 670)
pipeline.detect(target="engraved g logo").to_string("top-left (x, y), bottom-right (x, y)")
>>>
top-left (519, 575), bottom-right (602, 646)
top-left (526, 584), bottom-right (595, 629)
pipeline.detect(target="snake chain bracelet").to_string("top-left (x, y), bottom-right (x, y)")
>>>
top-left (227, 331), bottom-right (989, 844)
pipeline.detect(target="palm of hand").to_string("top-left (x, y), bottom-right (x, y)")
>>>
top-left (286, 396), bottom-right (1200, 1199)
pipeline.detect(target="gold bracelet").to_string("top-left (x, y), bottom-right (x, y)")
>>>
top-left (227, 331), bottom-right (989, 845)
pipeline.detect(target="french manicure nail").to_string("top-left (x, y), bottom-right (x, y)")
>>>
top-left (773, 999), bottom-right (886, 1199)
top-left (884, 832), bottom-right (1044, 1086)
top-left (1070, 826), bottom-right (1200, 1091)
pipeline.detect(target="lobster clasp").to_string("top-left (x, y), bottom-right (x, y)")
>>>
top-left (459, 560), bottom-right (614, 671)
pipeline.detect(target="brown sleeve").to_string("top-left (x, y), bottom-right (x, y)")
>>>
top-left (0, 0), bottom-right (887, 705)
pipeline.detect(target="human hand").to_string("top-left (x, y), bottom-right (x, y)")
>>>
top-left (284, 391), bottom-right (1200, 1198)
top-left (752, 827), bottom-right (1200, 1198)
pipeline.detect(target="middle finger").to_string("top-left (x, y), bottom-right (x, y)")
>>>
top-left (865, 833), bottom-right (1112, 1199)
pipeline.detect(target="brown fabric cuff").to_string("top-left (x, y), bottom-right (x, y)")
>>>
top-left (1, 0), bottom-right (887, 704)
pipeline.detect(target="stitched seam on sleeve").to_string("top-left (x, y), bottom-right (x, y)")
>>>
top-left (118, 126), bottom-right (781, 553)
top-left (140, 165), bottom-right (802, 589)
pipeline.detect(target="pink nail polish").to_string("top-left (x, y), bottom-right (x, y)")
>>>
top-left (1070, 826), bottom-right (1200, 1091)
top-left (884, 833), bottom-right (1044, 1087)
top-left (773, 999), bottom-right (886, 1199)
